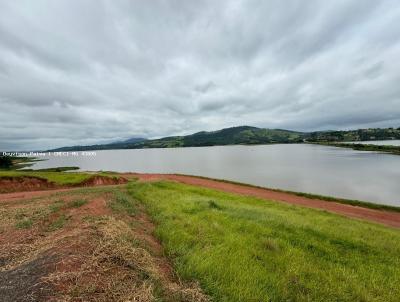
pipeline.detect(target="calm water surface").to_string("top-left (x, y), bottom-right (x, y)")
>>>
top-left (30, 144), bottom-right (400, 206)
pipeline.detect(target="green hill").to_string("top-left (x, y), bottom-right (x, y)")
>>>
top-left (131, 126), bottom-right (303, 149)
top-left (305, 127), bottom-right (400, 142)
top-left (48, 126), bottom-right (400, 151)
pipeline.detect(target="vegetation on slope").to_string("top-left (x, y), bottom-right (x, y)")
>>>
top-left (50, 126), bottom-right (304, 151)
top-left (175, 174), bottom-right (400, 212)
top-left (49, 126), bottom-right (400, 151)
top-left (129, 181), bottom-right (400, 302)
top-left (0, 156), bottom-right (34, 170)
top-left (0, 156), bottom-right (12, 168)
top-left (305, 127), bottom-right (400, 142)
top-left (0, 170), bottom-right (94, 185)
top-left (318, 142), bottom-right (400, 155)
top-left (48, 137), bottom-right (146, 152)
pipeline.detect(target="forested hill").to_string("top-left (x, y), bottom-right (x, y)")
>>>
top-left (48, 126), bottom-right (400, 151)
top-left (49, 126), bottom-right (303, 151)
top-left (306, 127), bottom-right (400, 142)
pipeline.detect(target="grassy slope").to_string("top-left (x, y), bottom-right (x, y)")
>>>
top-left (0, 170), bottom-right (93, 185)
top-left (174, 174), bottom-right (400, 212)
top-left (128, 181), bottom-right (400, 302)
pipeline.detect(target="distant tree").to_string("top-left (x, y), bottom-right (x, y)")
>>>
top-left (0, 156), bottom-right (12, 168)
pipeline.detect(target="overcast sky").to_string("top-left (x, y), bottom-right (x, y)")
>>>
top-left (1, 0), bottom-right (400, 151)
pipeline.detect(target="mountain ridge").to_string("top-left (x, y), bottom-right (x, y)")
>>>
top-left (48, 126), bottom-right (400, 152)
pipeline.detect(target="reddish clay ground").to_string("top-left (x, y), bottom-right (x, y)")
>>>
top-left (128, 173), bottom-right (400, 229)
top-left (0, 186), bottom-right (208, 301)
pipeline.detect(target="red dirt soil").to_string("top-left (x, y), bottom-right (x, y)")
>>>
top-left (128, 173), bottom-right (400, 229)
top-left (0, 176), bottom-right (57, 193)
top-left (79, 175), bottom-right (127, 186)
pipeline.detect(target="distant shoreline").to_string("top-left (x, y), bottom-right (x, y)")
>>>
top-left (46, 125), bottom-right (400, 152)
top-left (315, 142), bottom-right (400, 155)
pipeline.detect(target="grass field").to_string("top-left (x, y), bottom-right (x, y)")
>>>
top-left (128, 181), bottom-right (400, 302)
top-left (175, 174), bottom-right (400, 213)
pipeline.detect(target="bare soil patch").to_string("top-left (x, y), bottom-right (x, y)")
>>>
top-left (79, 175), bottom-right (127, 187)
top-left (0, 177), bottom-right (56, 194)
top-left (0, 187), bottom-right (209, 301)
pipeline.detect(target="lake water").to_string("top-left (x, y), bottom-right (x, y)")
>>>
top-left (346, 140), bottom-right (400, 146)
top-left (29, 144), bottom-right (400, 206)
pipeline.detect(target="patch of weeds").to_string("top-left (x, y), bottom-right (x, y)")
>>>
top-left (262, 238), bottom-right (280, 252)
top-left (208, 200), bottom-right (223, 210)
top-left (68, 199), bottom-right (88, 208)
top-left (128, 220), bottom-right (141, 228)
top-left (15, 218), bottom-right (33, 229)
top-left (110, 191), bottom-right (137, 216)
top-left (14, 208), bottom-right (48, 229)
top-left (49, 200), bottom-right (64, 213)
top-left (14, 210), bottom-right (27, 220)
top-left (120, 233), bottom-right (141, 247)
top-left (47, 214), bottom-right (69, 231)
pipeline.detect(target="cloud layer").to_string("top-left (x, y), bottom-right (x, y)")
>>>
top-left (1, 0), bottom-right (400, 150)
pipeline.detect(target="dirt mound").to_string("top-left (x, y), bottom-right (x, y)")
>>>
top-left (80, 175), bottom-right (128, 186)
top-left (0, 177), bottom-right (56, 193)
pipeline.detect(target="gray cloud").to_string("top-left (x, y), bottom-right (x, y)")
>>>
top-left (0, 0), bottom-right (400, 150)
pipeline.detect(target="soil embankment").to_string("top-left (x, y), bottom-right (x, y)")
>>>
top-left (0, 175), bottom-right (127, 194)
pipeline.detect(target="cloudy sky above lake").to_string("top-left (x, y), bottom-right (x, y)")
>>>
top-left (1, 0), bottom-right (400, 150)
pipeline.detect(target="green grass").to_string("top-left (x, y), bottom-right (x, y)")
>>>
top-left (49, 199), bottom-right (87, 211)
top-left (0, 170), bottom-right (94, 185)
top-left (109, 190), bottom-right (137, 216)
top-left (128, 181), bottom-right (400, 302)
top-left (68, 199), bottom-right (88, 208)
top-left (49, 200), bottom-right (64, 213)
top-left (13, 208), bottom-right (49, 229)
top-left (23, 166), bottom-right (80, 172)
top-left (15, 217), bottom-right (33, 229)
top-left (47, 214), bottom-right (69, 231)
top-left (175, 173), bottom-right (400, 212)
